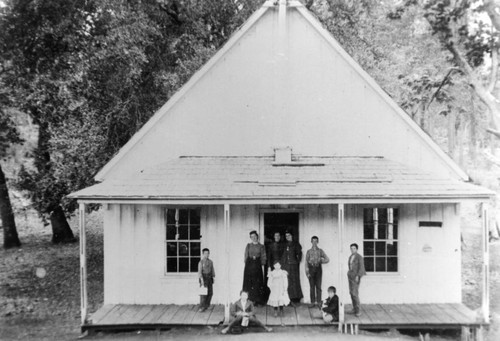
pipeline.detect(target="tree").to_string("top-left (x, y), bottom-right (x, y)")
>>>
top-left (0, 0), bottom-right (97, 243)
top-left (0, 0), bottom-right (264, 241)
top-left (0, 88), bottom-right (22, 248)
top-left (391, 0), bottom-right (500, 140)
top-left (311, 0), bottom-right (490, 164)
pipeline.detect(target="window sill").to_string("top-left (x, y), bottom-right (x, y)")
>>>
top-left (363, 272), bottom-right (405, 283)
top-left (160, 273), bottom-right (198, 280)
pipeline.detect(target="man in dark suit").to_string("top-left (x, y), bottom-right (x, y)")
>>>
top-left (221, 290), bottom-right (272, 334)
top-left (347, 243), bottom-right (366, 317)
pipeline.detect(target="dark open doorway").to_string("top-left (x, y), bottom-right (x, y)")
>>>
top-left (263, 212), bottom-right (299, 247)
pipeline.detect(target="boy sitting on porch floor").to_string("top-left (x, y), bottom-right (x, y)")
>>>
top-left (221, 290), bottom-right (273, 334)
top-left (322, 286), bottom-right (339, 323)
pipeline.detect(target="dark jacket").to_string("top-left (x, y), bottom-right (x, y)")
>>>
top-left (281, 241), bottom-right (302, 265)
top-left (322, 295), bottom-right (339, 321)
top-left (267, 242), bottom-right (284, 268)
top-left (230, 299), bottom-right (256, 318)
top-left (198, 258), bottom-right (215, 285)
top-left (348, 253), bottom-right (366, 277)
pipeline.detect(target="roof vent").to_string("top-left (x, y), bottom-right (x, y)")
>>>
top-left (274, 147), bottom-right (292, 163)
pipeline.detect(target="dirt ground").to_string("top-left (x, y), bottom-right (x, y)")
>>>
top-left (0, 204), bottom-right (498, 341)
top-left (83, 326), bottom-right (459, 341)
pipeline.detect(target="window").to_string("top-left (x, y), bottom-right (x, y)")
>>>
top-left (363, 208), bottom-right (398, 273)
top-left (165, 208), bottom-right (201, 273)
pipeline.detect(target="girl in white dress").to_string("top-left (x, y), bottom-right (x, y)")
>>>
top-left (267, 261), bottom-right (290, 317)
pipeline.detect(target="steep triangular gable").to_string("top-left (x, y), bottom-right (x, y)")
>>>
top-left (95, 1), bottom-right (468, 182)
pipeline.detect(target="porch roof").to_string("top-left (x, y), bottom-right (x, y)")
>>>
top-left (69, 156), bottom-right (493, 202)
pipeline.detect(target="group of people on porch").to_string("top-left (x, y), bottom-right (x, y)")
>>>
top-left (198, 230), bottom-right (367, 334)
top-left (242, 230), bottom-right (329, 309)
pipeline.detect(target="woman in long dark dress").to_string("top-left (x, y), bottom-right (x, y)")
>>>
top-left (267, 232), bottom-right (284, 270)
top-left (281, 231), bottom-right (303, 303)
top-left (243, 230), bottom-right (267, 305)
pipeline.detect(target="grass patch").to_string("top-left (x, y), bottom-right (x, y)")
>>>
top-left (0, 210), bottom-right (103, 340)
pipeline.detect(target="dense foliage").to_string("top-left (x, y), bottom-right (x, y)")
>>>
top-left (312, 0), bottom-right (495, 167)
top-left (0, 0), bottom-right (264, 232)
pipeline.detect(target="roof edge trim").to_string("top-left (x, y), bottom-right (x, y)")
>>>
top-left (73, 195), bottom-right (493, 205)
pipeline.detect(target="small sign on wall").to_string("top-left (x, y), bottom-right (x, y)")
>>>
top-left (419, 221), bottom-right (442, 228)
top-left (422, 244), bottom-right (433, 252)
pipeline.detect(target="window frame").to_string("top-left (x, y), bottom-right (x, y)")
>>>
top-left (164, 207), bottom-right (202, 276)
top-left (362, 206), bottom-right (400, 275)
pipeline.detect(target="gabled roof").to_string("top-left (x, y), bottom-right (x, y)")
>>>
top-left (94, 0), bottom-right (469, 182)
top-left (71, 156), bottom-right (492, 202)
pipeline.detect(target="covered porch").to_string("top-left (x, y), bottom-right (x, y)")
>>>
top-left (83, 302), bottom-right (482, 333)
top-left (71, 155), bottom-right (493, 338)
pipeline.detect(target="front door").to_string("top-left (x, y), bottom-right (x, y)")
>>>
top-left (263, 212), bottom-right (299, 247)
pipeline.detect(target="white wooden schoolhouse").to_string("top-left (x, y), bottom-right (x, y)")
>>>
top-left (70, 0), bottom-right (493, 336)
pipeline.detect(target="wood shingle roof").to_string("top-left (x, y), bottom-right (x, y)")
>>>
top-left (70, 156), bottom-right (493, 202)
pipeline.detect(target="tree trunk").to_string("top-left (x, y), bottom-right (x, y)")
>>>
top-left (35, 122), bottom-right (76, 244)
top-left (469, 94), bottom-right (478, 163)
top-left (428, 110), bottom-right (434, 138)
top-left (50, 205), bottom-right (76, 244)
top-left (484, 1), bottom-right (500, 32)
top-left (434, 36), bottom-right (500, 136)
top-left (419, 101), bottom-right (427, 132)
top-left (448, 111), bottom-right (457, 160)
top-left (492, 134), bottom-right (499, 156)
top-left (0, 163), bottom-right (21, 249)
top-left (457, 121), bottom-right (465, 167)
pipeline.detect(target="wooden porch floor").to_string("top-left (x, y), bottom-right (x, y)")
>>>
top-left (344, 303), bottom-right (481, 329)
top-left (84, 303), bottom-right (481, 332)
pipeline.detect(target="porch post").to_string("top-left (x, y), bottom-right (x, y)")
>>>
top-left (79, 202), bottom-right (88, 325)
top-left (481, 202), bottom-right (490, 323)
top-left (338, 203), bottom-right (345, 332)
top-left (224, 204), bottom-right (231, 323)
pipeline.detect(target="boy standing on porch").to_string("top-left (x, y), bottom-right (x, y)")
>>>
top-left (198, 248), bottom-right (215, 312)
top-left (347, 243), bottom-right (366, 317)
top-left (305, 236), bottom-right (329, 307)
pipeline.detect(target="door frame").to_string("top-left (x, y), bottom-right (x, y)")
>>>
top-left (258, 207), bottom-right (304, 245)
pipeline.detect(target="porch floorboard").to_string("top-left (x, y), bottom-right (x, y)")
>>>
top-left (83, 303), bottom-right (482, 332)
top-left (344, 304), bottom-right (481, 329)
